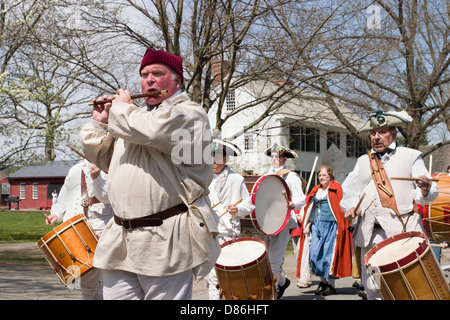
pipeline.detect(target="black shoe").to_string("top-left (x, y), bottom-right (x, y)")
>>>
top-left (357, 290), bottom-right (367, 300)
top-left (276, 278), bottom-right (291, 300)
top-left (314, 282), bottom-right (327, 295)
top-left (322, 284), bottom-right (336, 296)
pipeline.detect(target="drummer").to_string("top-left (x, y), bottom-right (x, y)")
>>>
top-left (341, 110), bottom-right (438, 300)
top-left (205, 139), bottom-right (255, 300)
top-left (46, 160), bottom-right (114, 299)
top-left (257, 143), bottom-right (305, 299)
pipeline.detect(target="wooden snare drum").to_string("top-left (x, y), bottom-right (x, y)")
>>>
top-left (422, 173), bottom-right (450, 243)
top-left (364, 231), bottom-right (450, 300)
top-left (215, 237), bottom-right (276, 300)
top-left (37, 214), bottom-right (98, 286)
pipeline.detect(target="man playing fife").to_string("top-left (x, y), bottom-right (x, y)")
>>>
top-left (81, 48), bottom-right (220, 300)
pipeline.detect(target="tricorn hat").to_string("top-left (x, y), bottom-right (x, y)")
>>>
top-left (357, 110), bottom-right (412, 133)
top-left (212, 139), bottom-right (242, 157)
top-left (264, 143), bottom-right (298, 158)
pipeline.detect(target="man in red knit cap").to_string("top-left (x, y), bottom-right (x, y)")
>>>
top-left (81, 48), bottom-right (220, 300)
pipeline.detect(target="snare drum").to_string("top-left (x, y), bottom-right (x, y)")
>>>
top-left (250, 174), bottom-right (291, 235)
top-left (364, 231), bottom-right (450, 300)
top-left (215, 237), bottom-right (276, 300)
top-left (37, 214), bottom-right (99, 286)
top-left (422, 173), bottom-right (450, 243)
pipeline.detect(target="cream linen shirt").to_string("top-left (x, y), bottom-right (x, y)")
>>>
top-left (80, 92), bottom-right (220, 279)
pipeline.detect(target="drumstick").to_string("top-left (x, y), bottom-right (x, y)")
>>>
top-left (354, 193), bottom-right (365, 215)
top-left (212, 201), bottom-right (222, 208)
top-left (282, 190), bottom-right (289, 204)
top-left (429, 243), bottom-right (448, 249)
top-left (66, 144), bottom-right (109, 174)
top-left (42, 212), bottom-right (51, 224)
top-left (66, 144), bottom-right (90, 162)
top-left (219, 198), bottom-right (243, 218)
top-left (391, 177), bottom-right (439, 182)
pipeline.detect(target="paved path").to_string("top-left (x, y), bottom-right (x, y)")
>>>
top-left (1, 242), bottom-right (449, 300)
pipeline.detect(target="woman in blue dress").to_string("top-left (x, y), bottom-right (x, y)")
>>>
top-left (299, 165), bottom-right (352, 296)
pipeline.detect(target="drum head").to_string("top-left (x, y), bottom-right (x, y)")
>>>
top-left (215, 237), bottom-right (267, 270)
top-left (364, 231), bottom-right (428, 273)
top-left (251, 175), bottom-right (291, 235)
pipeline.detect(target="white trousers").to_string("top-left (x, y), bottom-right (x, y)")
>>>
top-left (102, 269), bottom-right (193, 300)
top-left (205, 235), bottom-right (232, 300)
top-left (80, 268), bottom-right (104, 300)
top-left (257, 227), bottom-right (291, 287)
top-left (360, 228), bottom-right (386, 300)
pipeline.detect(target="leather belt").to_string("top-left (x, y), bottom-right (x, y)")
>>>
top-left (114, 203), bottom-right (188, 230)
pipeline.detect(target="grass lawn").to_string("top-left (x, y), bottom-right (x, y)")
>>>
top-left (0, 211), bottom-right (56, 243)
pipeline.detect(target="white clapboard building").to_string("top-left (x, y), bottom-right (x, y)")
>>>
top-left (207, 79), bottom-right (365, 188)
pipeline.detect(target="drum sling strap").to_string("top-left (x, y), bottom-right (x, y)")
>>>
top-left (80, 171), bottom-right (100, 215)
top-left (275, 168), bottom-right (291, 176)
top-left (367, 148), bottom-right (408, 232)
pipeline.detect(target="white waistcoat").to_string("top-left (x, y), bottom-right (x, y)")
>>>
top-left (355, 147), bottom-right (424, 247)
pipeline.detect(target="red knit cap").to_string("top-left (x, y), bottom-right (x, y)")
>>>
top-left (140, 48), bottom-right (184, 83)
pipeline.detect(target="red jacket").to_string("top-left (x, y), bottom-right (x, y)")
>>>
top-left (295, 180), bottom-right (353, 278)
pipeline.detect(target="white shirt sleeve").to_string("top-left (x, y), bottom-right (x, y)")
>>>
top-left (340, 161), bottom-right (360, 212)
top-left (236, 182), bottom-right (255, 218)
top-left (286, 172), bottom-right (306, 210)
top-left (411, 155), bottom-right (439, 204)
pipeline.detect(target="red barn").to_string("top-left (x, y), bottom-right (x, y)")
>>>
top-left (7, 160), bottom-right (78, 210)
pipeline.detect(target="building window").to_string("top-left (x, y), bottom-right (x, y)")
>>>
top-left (244, 134), bottom-right (254, 151)
top-left (226, 88), bottom-right (236, 112)
top-left (327, 131), bottom-right (340, 149)
top-left (289, 126), bottom-right (320, 153)
top-left (20, 183), bottom-right (26, 199)
top-left (32, 183), bottom-right (38, 199)
top-left (346, 134), bottom-right (366, 158)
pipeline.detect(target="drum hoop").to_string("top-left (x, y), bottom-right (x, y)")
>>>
top-left (215, 237), bottom-right (268, 271)
top-left (364, 231), bottom-right (428, 273)
top-left (38, 214), bottom-right (96, 245)
top-left (250, 174), bottom-right (291, 235)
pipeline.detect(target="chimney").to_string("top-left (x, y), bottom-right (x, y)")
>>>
top-left (212, 60), bottom-right (230, 87)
